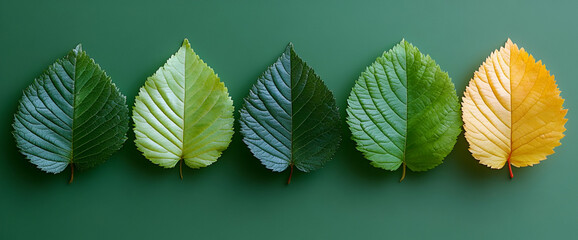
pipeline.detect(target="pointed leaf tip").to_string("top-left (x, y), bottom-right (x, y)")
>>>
top-left (285, 42), bottom-right (294, 54)
top-left (400, 39), bottom-right (415, 49)
top-left (74, 44), bottom-right (83, 54)
top-left (182, 38), bottom-right (191, 48)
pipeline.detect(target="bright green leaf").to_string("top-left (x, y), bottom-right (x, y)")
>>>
top-left (239, 43), bottom-right (341, 184)
top-left (346, 40), bottom-right (461, 181)
top-left (13, 45), bottom-right (129, 183)
top-left (132, 39), bottom-right (234, 178)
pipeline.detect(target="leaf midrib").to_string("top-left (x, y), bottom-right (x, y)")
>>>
top-left (70, 50), bottom-right (78, 165)
top-left (289, 49), bottom-right (294, 169)
top-left (401, 43), bottom-right (408, 168)
top-left (182, 46), bottom-right (188, 162)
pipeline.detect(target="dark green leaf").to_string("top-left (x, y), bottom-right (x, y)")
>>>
top-left (239, 44), bottom-right (341, 182)
top-left (13, 45), bottom-right (129, 181)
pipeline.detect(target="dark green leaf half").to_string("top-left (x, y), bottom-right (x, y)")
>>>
top-left (346, 40), bottom-right (461, 177)
top-left (13, 45), bottom-right (129, 178)
top-left (239, 44), bottom-right (341, 177)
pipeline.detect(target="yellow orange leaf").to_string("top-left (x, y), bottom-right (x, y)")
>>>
top-left (462, 39), bottom-right (567, 178)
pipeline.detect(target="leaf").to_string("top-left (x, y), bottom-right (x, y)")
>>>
top-left (462, 39), bottom-right (567, 178)
top-left (239, 43), bottom-right (341, 184)
top-left (132, 39), bottom-right (234, 178)
top-left (346, 40), bottom-right (462, 181)
top-left (12, 45), bottom-right (129, 183)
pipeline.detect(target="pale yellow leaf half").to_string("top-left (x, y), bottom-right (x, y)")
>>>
top-left (132, 39), bottom-right (234, 175)
top-left (462, 39), bottom-right (567, 176)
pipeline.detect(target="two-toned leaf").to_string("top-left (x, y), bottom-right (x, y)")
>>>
top-left (239, 43), bottom-right (341, 184)
top-left (462, 39), bottom-right (567, 178)
top-left (13, 45), bottom-right (129, 183)
top-left (347, 40), bottom-right (462, 181)
top-left (133, 39), bottom-right (234, 178)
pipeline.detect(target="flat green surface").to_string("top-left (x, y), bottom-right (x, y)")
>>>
top-left (1, 0), bottom-right (576, 239)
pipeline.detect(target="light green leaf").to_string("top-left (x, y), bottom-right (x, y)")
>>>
top-left (13, 45), bottom-right (129, 183)
top-left (346, 40), bottom-right (461, 181)
top-left (133, 39), bottom-right (234, 178)
top-left (239, 43), bottom-right (341, 184)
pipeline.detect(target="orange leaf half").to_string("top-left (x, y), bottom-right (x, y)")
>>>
top-left (462, 39), bottom-right (567, 177)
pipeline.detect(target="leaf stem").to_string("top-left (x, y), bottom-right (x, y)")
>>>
top-left (69, 163), bottom-right (74, 184)
top-left (507, 156), bottom-right (513, 179)
top-left (400, 162), bottom-right (406, 182)
top-left (179, 159), bottom-right (183, 180)
top-left (287, 164), bottom-right (294, 185)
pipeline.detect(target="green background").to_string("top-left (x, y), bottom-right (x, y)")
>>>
top-left (1, 0), bottom-right (576, 239)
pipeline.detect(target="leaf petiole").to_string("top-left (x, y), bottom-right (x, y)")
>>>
top-left (179, 159), bottom-right (183, 180)
top-left (400, 162), bottom-right (406, 182)
top-left (507, 157), bottom-right (513, 179)
top-left (69, 164), bottom-right (74, 184)
top-left (287, 164), bottom-right (294, 185)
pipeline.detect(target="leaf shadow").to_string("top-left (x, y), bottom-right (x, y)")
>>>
top-left (122, 127), bottom-right (224, 182)
top-left (219, 125), bottom-right (289, 185)
top-left (337, 122), bottom-right (401, 183)
top-left (450, 132), bottom-right (512, 181)
top-left (121, 128), bottom-right (175, 177)
top-left (452, 131), bottom-right (552, 182)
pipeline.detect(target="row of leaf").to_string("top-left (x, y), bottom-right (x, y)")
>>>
top-left (13, 39), bottom-right (567, 183)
